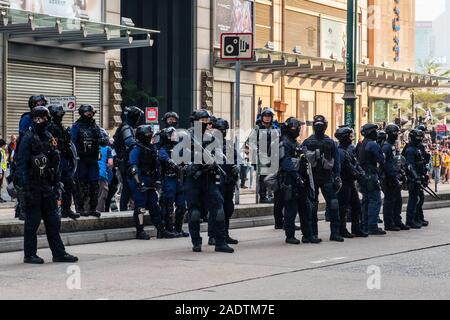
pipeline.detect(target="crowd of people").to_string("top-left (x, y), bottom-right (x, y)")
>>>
top-left (3, 95), bottom-right (436, 264)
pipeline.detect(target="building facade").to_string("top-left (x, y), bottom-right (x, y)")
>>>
top-left (416, 21), bottom-right (434, 68)
top-left (194, 0), bottom-right (420, 137)
top-left (0, 0), bottom-right (157, 137)
top-left (432, 1), bottom-right (450, 71)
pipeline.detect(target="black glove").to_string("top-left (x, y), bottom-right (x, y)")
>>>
top-left (137, 182), bottom-right (147, 193)
top-left (333, 176), bottom-right (343, 193)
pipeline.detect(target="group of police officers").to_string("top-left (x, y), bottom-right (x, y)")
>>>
top-left (9, 95), bottom-right (431, 264)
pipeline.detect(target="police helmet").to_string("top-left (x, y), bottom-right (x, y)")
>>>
top-left (123, 106), bottom-right (145, 127)
top-left (48, 105), bottom-right (66, 120)
top-left (162, 112), bottom-right (179, 122)
top-left (78, 104), bottom-right (95, 116)
top-left (409, 129), bottom-right (425, 144)
top-left (28, 95), bottom-right (48, 110)
top-left (385, 124), bottom-right (400, 136)
top-left (282, 117), bottom-right (302, 138)
top-left (335, 126), bottom-right (354, 142)
top-left (416, 124), bottom-right (428, 133)
top-left (135, 125), bottom-right (154, 144)
top-left (261, 108), bottom-right (275, 118)
top-left (31, 106), bottom-right (50, 122)
top-left (190, 109), bottom-right (211, 123)
top-left (161, 126), bottom-right (179, 145)
top-left (361, 123), bottom-right (379, 138)
top-left (213, 118), bottom-right (230, 137)
top-left (312, 115), bottom-right (328, 133)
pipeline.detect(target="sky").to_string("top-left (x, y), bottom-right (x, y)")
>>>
top-left (415, 0), bottom-right (446, 21)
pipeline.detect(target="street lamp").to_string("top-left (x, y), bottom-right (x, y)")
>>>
top-left (343, 0), bottom-right (358, 129)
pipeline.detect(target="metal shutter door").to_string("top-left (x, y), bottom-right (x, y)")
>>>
top-left (75, 68), bottom-right (102, 126)
top-left (7, 62), bottom-right (74, 137)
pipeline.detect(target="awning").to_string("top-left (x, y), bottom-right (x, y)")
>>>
top-left (215, 49), bottom-right (450, 90)
top-left (0, 6), bottom-right (159, 52)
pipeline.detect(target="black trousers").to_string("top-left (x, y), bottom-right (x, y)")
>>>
top-left (283, 187), bottom-right (313, 239)
top-left (273, 190), bottom-right (284, 228)
top-left (24, 190), bottom-right (66, 258)
top-left (382, 183), bottom-right (403, 228)
top-left (338, 180), bottom-right (363, 234)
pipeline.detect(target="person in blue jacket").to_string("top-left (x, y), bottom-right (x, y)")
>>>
top-left (129, 125), bottom-right (176, 240)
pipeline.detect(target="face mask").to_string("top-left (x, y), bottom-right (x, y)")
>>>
top-left (314, 124), bottom-right (326, 135)
top-left (33, 121), bottom-right (48, 134)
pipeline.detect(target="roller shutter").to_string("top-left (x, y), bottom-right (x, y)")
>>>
top-left (75, 68), bottom-right (102, 125)
top-left (7, 62), bottom-right (73, 137)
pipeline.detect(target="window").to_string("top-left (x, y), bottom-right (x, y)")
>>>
top-left (213, 82), bottom-right (232, 122)
top-left (299, 90), bottom-right (315, 141)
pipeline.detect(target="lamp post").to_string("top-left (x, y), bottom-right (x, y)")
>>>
top-left (343, 0), bottom-right (358, 128)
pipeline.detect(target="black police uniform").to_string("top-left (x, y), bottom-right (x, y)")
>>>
top-left (302, 116), bottom-right (342, 241)
top-left (16, 107), bottom-right (77, 264)
top-left (381, 125), bottom-right (408, 231)
top-left (335, 127), bottom-right (367, 238)
top-left (279, 119), bottom-right (316, 244)
top-left (47, 105), bottom-right (78, 220)
top-left (113, 106), bottom-right (145, 211)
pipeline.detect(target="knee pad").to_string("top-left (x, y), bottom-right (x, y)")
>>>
top-left (330, 199), bottom-right (339, 211)
top-left (190, 208), bottom-right (201, 222)
top-left (216, 208), bottom-right (225, 222)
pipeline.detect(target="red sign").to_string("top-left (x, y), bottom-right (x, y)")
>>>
top-left (436, 124), bottom-right (448, 133)
top-left (146, 107), bottom-right (159, 124)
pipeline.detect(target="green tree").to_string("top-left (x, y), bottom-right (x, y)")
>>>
top-left (121, 80), bottom-right (162, 108)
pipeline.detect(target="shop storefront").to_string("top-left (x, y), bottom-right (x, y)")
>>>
top-left (0, 0), bottom-right (158, 137)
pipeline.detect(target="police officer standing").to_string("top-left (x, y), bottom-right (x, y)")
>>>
top-left (209, 118), bottom-right (240, 245)
top-left (303, 115), bottom-right (343, 242)
top-left (381, 124), bottom-right (409, 231)
top-left (358, 124), bottom-right (386, 235)
top-left (415, 125), bottom-right (430, 227)
top-left (404, 129), bottom-right (427, 229)
top-left (335, 126), bottom-right (368, 238)
top-left (47, 105), bottom-right (79, 220)
top-left (279, 118), bottom-right (319, 245)
top-left (158, 126), bottom-right (189, 238)
top-left (129, 125), bottom-right (176, 240)
top-left (185, 109), bottom-right (234, 253)
top-left (71, 105), bottom-right (108, 218)
top-left (16, 106), bottom-right (78, 264)
top-left (113, 106), bottom-right (145, 211)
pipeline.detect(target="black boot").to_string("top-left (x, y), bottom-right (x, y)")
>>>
top-left (285, 237), bottom-right (301, 245)
top-left (397, 223), bottom-right (410, 231)
top-left (406, 221), bottom-right (422, 229)
top-left (88, 182), bottom-right (101, 218)
top-left (368, 227), bottom-right (387, 235)
top-left (340, 229), bottom-right (354, 239)
top-left (175, 213), bottom-right (189, 238)
top-left (208, 237), bottom-right (216, 246)
top-left (226, 236), bottom-right (239, 245)
top-left (156, 225), bottom-right (177, 239)
top-left (330, 234), bottom-right (345, 242)
top-left (385, 225), bottom-right (401, 232)
top-left (352, 229), bottom-right (369, 238)
top-left (192, 244), bottom-right (202, 253)
top-left (53, 254), bottom-right (79, 263)
top-left (215, 243), bottom-right (235, 253)
top-left (136, 231), bottom-right (151, 240)
top-left (61, 210), bottom-right (80, 221)
top-left (24, 255), bottom-right (45, 264)
top-left (302, 236), bottom-right (322, 244)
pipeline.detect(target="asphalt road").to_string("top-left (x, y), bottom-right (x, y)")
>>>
top-left (0, 208), bottom-right (449, 300)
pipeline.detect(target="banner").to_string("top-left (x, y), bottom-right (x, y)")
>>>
top-left (320, 18), bottom-right (346, 62)
top-left (214, 0), bottom-right (254, 47)
top-left (9, 0), bottom-right (103, 22)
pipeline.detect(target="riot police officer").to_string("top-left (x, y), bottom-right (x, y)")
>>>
top-left (404, 129), bottom-right (427, 229)
top-left (71, 105), bottom-right (108, 218)
top-left (16, 106), bottom-right (78, 264)
top-left (162, 112), bottom-right (180, 128)
top-left (303, 115), bottom-right (343, 242)
top-left (13, 95), bottom-right (48, 221)
top-left (250, 108), bottom-right (280, 204)
top-left (185, 109), bottom-right (234, 253)
top-left (381, 124), bottom-right (409, 231)
top-left (279, 118), bottom-right (319, 245)
top-left (129, 125), bottom-right (176, 240)
top-left (414, 125), bottom-right (430, 227)
top-left (113, 106), bottom-right (145, 211)
top-left (158, 126), bottom-right (189, 238)
top-left (377, 130), bottom-right (387, 147)
top-left (208, 118), bottom-right (240, 245)
top-left (47, 105), bottom-right (79, 220)
top-left (335, 126), bottom-right (368, 238)
top-left (358, 124), bottom-right (386, 235)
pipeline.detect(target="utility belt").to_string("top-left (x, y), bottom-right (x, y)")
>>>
top-left (361, 167), bottom-right (380, 193)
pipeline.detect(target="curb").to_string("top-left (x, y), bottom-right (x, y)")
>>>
top-left (0, 200), bottom-right (449, 254)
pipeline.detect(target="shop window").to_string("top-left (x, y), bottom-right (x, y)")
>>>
top-left (255, 2), bottom-right (273, 48)
top-left (285, 10), bottom-right (319, 57)
top-left (283, 89), bottom-right (298, 121)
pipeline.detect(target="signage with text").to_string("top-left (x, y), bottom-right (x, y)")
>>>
top-left (146, 107), bottom-right (159, 124)
top-left (47, 96), bottom-right (77, 112)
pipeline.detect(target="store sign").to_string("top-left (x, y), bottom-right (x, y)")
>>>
top-left (214, 0), bottom-right (254, 47)
top-left (320, 18), bottom-right (347, 62)
top-left (9, 0), bottom-right (103, 22)
top-left (47, 96), bottom-right (77, 112)
top-left (146, 107), bottom-right (159, 124)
